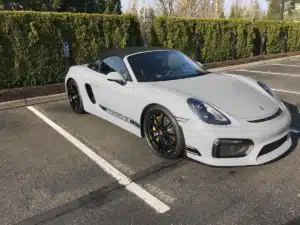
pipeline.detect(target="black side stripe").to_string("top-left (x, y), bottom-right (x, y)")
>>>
top-left (99, 104), bottom-right (140, 128)
top-left (130, 120), bottom-right (140, 128)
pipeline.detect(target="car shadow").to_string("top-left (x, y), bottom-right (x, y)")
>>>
top-left (267, 101), bottom-right (300, 164)
top-left (284, 216), bottom-right (300, 225)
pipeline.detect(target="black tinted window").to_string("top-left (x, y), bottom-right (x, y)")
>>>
top-left (99, 56), bottom-right (130, 80)
top-left (127, 50), bottom-right (209, 82)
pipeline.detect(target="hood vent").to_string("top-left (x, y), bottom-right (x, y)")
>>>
top-left (247, 108), bottom-right (283, 123)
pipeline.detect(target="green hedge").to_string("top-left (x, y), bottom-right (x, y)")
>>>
top-left (0, 11), bottom-right (142, 89)
top-left (148, 16), bottom-right (300, 63)
top-left (1, 12), bottom-right (300, 89)
top-left (253, 20), bottom-right (300, 54)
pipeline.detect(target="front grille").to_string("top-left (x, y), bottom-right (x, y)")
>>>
top-left (257, 135), bottom-right (288, 157)
top-left (248, 108), bottom-right (283, 123)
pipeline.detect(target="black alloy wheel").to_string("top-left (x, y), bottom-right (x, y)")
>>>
top-left (67, 79), bottom-right (85, 114)
top-left (143, 105), bottom-right (185, 159)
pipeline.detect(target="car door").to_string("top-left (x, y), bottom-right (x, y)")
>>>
top-left (91, 56), bottom-right (136, 122)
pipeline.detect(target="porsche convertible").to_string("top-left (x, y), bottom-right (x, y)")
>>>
top-left (65, 47), bottom-right (292, 166)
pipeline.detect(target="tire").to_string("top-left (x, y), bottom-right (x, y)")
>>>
top-left (66, 79), bottom-right (85, 114)
top-left (143, 105), bottom-right (185, 159)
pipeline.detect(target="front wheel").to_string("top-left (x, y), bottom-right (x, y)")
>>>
top-left (143, 105), bottom-right (185, 159)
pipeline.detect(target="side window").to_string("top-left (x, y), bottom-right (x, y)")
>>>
top-left (99, 56), bottom-right (131, 81)
top-left (88, 60), bottom-right (102, 72)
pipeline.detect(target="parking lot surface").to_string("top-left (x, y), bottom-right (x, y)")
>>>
top-left (0, 108), bottom-right (116, 225)
top-left (1, 56), bottom-right (300, 225)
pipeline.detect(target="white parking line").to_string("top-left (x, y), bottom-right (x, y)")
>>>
top-left (27, 106), bottom-right (170, 214)
top-left (144, 183), bottom-right (176, 204)
top-left (272, 88), bottom-right (300, 95)
top-left (270, 63), bottom-right (300, 68)
top-left (235, 69), bottom-right (300, 77)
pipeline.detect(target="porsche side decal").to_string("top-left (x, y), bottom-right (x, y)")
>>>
top-left (99, 104), bottom-right (140, 128)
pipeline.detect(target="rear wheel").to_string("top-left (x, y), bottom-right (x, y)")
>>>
top-left (143, 105), bottom-right (185, 159)
top-left (66, 79), bottom-right (85, 114)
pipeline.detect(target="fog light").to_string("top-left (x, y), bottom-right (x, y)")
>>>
top-left (212, 139), bottom-right (254, 158)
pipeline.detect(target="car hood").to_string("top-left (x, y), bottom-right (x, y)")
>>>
top-left (149, 73), bottom-right (279, 120)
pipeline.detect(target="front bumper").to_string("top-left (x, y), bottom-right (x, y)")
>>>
top-left (179, 106), bottom-right (292, 166)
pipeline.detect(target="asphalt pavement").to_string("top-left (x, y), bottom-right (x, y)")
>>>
top-left (1, 56), bottom-right (300, 225)
top-left (0, 107), bottom-right (116, 225)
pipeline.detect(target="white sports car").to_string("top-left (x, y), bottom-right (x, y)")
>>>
top-left (65, 47), bottom-right (292, 166)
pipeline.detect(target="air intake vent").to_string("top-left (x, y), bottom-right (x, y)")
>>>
top-left (258, 135), bottom-right (288, 157)
top-left (85, 83), bottom-right (96, 104)
top-left (248, 108), bottom-right (283, 123)
top-left (186, 146), bottom-right (201, 156)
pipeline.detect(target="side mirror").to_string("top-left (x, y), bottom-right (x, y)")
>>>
top-left (106, 72), bottom-right (126, 85)
top-left (196, 61), bottom-right (204, 69)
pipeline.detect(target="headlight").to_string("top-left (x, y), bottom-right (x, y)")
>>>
top-left (257, 81), bottom-right (277, 99)
top-left (187, 98), bottom-right (231, 125)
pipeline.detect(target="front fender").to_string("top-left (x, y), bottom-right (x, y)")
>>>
top-left (134, 84), bottom-right (199, 124)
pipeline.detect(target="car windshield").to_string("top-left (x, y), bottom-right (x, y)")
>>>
top-left (126, 50), bottom-right (210, 82)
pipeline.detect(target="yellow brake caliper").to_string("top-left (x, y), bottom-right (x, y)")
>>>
top-left (154, 115), bottom-right (161, 142)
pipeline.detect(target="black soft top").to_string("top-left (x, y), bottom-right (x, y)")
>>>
top-left (96, 46), bottom-right (175, 59)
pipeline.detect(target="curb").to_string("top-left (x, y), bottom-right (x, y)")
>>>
top-left (0, 93), bottom-right (67, 111)
top-left (209, 54), bottom-right (300, 72)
